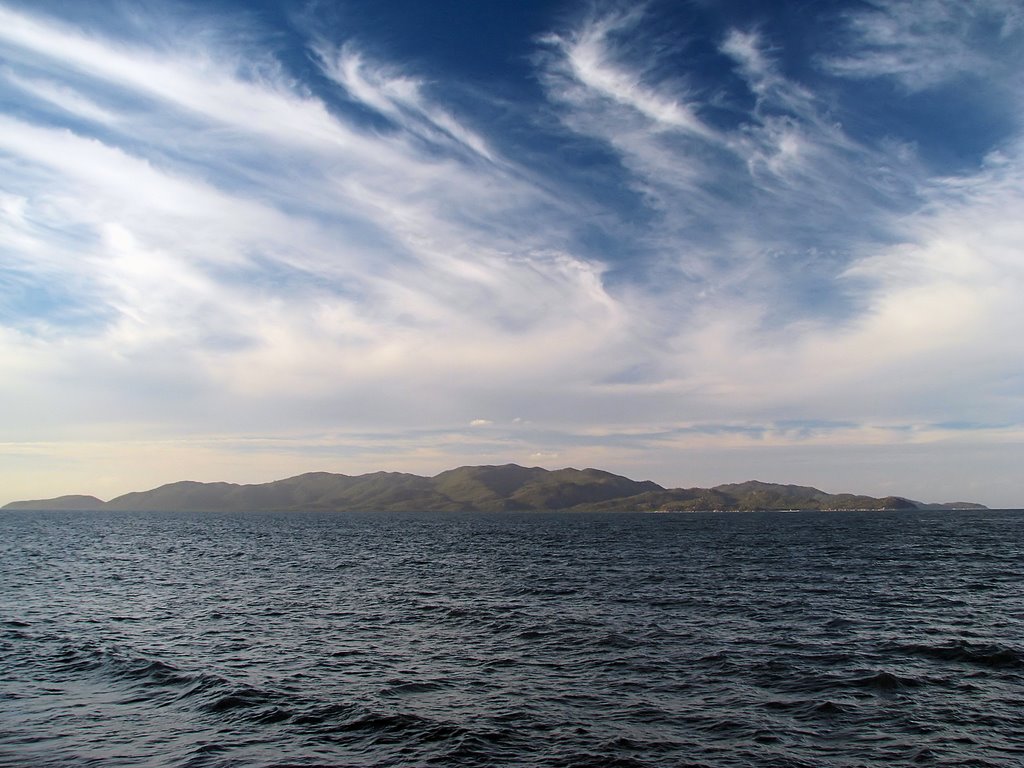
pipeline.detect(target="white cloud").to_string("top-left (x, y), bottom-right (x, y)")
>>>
top-left (822, 0), bottom-right (1024, 90)
top-left (719, 30), bottom-right (769, 85)
top-left (0, 4), bottom-right (638, 441)
top-left (317, 44), bottom-right (496, 161)
top-left (539, 9), bottom-right (924, 340)
top-left (530, 3), bottom-right (1024, 447)
top-left (544, 12), bottom-right (711, 138)
top-left (2, 2), bottom-right (1024, 506)
top-left (2, 69), bottom-right (119, 124)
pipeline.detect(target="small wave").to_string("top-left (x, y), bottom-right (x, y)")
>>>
top-left (846, 670), bottom-right (921, 691)
top-left (592, 632), bottom-right (633, 649)
top-left (51, 643), bottom-right (105, 674)
top-left (700, 718), bottom-right (748, 734)
top-left (515, 627), bottom-right (549, 640)
top-left (645, 598), bottom-right (696, 608)
top-left (549, 753), bottom-right (655, 768)
top-left (443, 606), bottom-right (475, 620)
top-left (481, 657), bottom-right (519, 670)
top-left (340, 710), bottom-right (449, 737)
top-left (695, 650), bottom-right (735, 668)
top-left (328, 647), bottom-right (366, 657)
top-left (897, 640), bottom-right (1024, 668)
top-left (203, 686), bottom-right (278, 714)
top-left (763, 698), bottom-right (847, 717)
top-left (521, 586), bottom-right (580, 596)
top-left (380, 680), bottom-right (448, 695)
top-left (422, 729), bottom-right (522, 764)
top-left (186, 741), bottom-right (229, 757)
top-left (292, 700), bottom-right (467, 746)
top-left (40, 637), bottom-right (299, 726)
top-left (814, 700), bottom-right (844, 714)
top-left (124, 659), bottom-right (194, 688)
top-left (289, 701), bottom-right (361, 726)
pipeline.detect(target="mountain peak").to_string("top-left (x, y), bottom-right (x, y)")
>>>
top-left (2, 466), bottom-right (985, 513)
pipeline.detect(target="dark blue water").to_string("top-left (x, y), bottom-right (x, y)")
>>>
top-left (2, 510), bottom-right (1022, 767)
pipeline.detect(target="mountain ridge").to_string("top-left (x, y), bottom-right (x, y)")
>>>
top-left (2, 464), bottom-right (987, 512)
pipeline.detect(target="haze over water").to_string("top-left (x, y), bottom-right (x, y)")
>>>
top-left (2, 509), bottom-right (1022, 767)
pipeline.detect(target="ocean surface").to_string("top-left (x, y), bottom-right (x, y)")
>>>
top-left (1, 509), bottom-right (1022, 768)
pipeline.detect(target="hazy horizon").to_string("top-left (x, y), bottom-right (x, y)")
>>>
top-left (2, 0), bottom-right (1023, 508)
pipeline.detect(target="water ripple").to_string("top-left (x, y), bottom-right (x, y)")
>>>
top-left (1, 509), bottom-right (1022, 767)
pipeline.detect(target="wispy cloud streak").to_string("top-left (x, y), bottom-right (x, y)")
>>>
top-left (1, 1), bottom-right (1023, 505)
top-left (0, 3), bottom-right (634, 442)
top-left (822, 0), bottom-right (1023, 90)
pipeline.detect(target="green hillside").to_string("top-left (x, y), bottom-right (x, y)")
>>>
top-left (2, 465), bottom-right (983, 513)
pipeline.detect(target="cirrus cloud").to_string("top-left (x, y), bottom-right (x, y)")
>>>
top-left (1, 0), bottom-right (1023, 506)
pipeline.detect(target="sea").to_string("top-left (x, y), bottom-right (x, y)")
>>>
top-left (1, 509), bottom-right (1022, 768)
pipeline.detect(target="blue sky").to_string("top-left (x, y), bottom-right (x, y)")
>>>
top-left (2, 0), bottom-right (1023, 506)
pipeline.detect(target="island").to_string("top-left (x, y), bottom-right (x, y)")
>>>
top-left (1, 464), bottom-right (986, 513)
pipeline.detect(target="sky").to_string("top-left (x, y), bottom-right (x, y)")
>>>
top-left (1, 0), bottom-right (1023, 507)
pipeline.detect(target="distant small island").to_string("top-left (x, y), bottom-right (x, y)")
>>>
top-left (2, 464), bottom-right (986, 513)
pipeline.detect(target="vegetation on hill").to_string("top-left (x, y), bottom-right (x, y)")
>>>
top-left (2, 464), bottom-right (986, 513)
